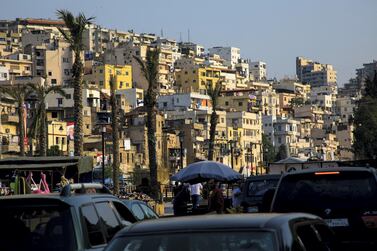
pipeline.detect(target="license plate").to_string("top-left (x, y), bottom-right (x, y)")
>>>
top-left (325, 218), bottom-right (349, 227)
top-left (247, 206), bottom-right (259, 213)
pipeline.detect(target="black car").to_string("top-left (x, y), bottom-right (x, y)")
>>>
top-left (105, 213), bottom-right (338, 251)
top-left (121, 199), bottom-right (159, 222)
top-left (271, 167), bottom-right (377, 250)
top-left (241, 174), bottom-right (281, 213)
top-left (0, 183), bottom-right (135, 251)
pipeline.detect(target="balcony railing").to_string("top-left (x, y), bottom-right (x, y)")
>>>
top-left (1, 144), bottom-right (20, 153)
top-left (1, 114), bottom-right (19, 123)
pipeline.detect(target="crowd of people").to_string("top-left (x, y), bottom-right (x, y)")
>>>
top-left (172, 180), bottom-right (242, 216)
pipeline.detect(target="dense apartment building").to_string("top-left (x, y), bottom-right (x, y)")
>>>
top-left (208, 46), bottom-right (240, 69)
top-left (249, 61), bottom-right (267, 81)
top-left (84, 64), bottom-right (132, 93)
top-left (296, 56), bottom-right (337, 87)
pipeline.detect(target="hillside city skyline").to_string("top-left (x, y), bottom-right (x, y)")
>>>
top-left (1, 0), bottom-right (376, 85)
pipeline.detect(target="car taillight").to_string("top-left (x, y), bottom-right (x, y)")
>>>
top-left (314, 171), bottom-right (340, 175)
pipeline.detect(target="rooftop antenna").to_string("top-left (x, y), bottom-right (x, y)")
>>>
top-left (160, 28), bottom-right (164, 37)
top-left (188, 29), bottom-right (190, 42)
top-left (179, 32), bottom-right (182, 43)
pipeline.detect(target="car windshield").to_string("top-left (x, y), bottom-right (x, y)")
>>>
top-left (273, 171), bottom-right (377, 211)
top-left (247, 179), bottom-right (279, 197)
top-left (0, 204), bottom-right (77, 251)
top-left (108, 231), bottom-right (277, 251)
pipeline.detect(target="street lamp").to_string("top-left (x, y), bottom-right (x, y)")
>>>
top-left (179, 131), bottom-right (184, 169)
top-left (101, 126), bottom-right (106, 185)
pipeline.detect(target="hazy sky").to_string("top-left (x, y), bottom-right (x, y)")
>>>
top-left (1, 0), bottom-right (377, 85)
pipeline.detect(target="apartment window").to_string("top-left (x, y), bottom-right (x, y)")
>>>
top-left (116, 70), bottom-right (121, 75)
top-left (48, 71), bottom-right (52, 76)
top-left (125, 71), bottom-right (129, 76)
top-left (221, 118), bottom-right (224, 123)
top-left (225, 101), bottom-right (229, 106)
top-left (64, 69), bottom-right (70, 76)
top-left (278, 137), bottom-right (281, 144)
top-left (51, 79), bottom-right (57, 85)
top-left (57, 98), bottom-right (63, 106)
top-left (99, 69), bottom-right (103, 74)
top-left (238, 102), bottom-right (243, 106)
top-left (184, 71), bottom-right (188, 74)
top-left (62, 138), bottom-right (65, 145)
top-left (86, 124), bottom-right (90, 129)
top-left (99, 81), bottom-right (104, 86)
top-left (193, 70), bottom-right (196, 74)
top-left (56, 137), bottom-right (59, 145)
top-left (51, 112), bottom-right (58, 118)
top-left (63, 57), bottom-right (69, 63)
top-left (119, 82), bottom-right (123, 88)
top-left (65, 94), bottom-right (71, 99)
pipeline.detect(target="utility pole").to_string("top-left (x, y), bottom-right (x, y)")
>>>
top-left (101, 126), bottom-right (106, 185)
top-left (230, 140), bottom-right (234, 169)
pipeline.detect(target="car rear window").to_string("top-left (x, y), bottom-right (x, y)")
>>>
top-left (0, 203), bottom-right (76, 251)
top-left (247, 178), bottom-right (279, 197)
top-left (107, 231), bottom-right (277, 251)
top-left (273, 171), bottom-right (377, 211)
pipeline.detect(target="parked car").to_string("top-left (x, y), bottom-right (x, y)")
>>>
top-left (0, 183), bottom-right (135, 251)
top-left (120, 199), bottom-right (159, 222)
top-left (105, 213), bottom-right (338, 251)
top-left (240, 174), bottom-right (281, 213)
top-left (271, 167), bottom-right (377, 250)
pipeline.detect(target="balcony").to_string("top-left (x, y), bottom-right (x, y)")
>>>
top-left (1, 114), bottom-right (19, 123)
top-left (2, 144), bottom-right (20, 153)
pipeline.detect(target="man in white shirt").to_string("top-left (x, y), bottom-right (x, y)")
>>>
top-left (189, 183), bottom-right (203, 210)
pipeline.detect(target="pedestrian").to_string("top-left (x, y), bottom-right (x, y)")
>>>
top-left (173, 183), bottom-right (190, 216)
top-left (189, 182), bottom-right (203, 210)
top-left (231, 183), bottom-right (242, 209)
top-left (172, 181), bottom-right (182, 197)
top-left (208, 182), bottom-right (224, 214)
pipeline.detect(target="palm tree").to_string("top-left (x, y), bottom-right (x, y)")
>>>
top-left (207, 81), bottom-right (223, 161)
top-left (109, 74), bottom-right (120, 194)
top-left (56, 10), bottom-right (94, 156)
top-left (28, 83), bottom-right (66, 156)
top-left (0, 84), bottom-right (33, 156)
top-left (134, 49), bottom-right (160, 199)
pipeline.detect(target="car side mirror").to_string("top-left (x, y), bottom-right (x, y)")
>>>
top-left (121, 220), bottom-right (132, 227)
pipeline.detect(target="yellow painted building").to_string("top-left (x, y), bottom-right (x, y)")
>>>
top-left (47, 121), bottom-right (68, 153)
top-left (84, 64), bottom-right (132, 92)
top-left (176, 66), bottom-right (221, 94)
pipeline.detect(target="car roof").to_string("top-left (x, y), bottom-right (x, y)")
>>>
top-left (116, 213), bottom-right (321, 236)
top-left (281, 166), bottom-right (376, 177)
top-left (246, 174), bottom-right (281, 181)
top-left (0, 193), bottom-right (119, 206)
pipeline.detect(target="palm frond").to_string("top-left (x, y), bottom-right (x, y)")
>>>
top-left (46, 85), bottom-right (66, 97)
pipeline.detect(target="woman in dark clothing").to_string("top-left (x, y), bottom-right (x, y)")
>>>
top-left (173, 184), bottom-right (191, 216)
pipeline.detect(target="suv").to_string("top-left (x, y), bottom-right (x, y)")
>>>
top-left (240, 174), bottom-right (281, 213)
top-left (271, 167), bottom-right (377, 250)
top-left (0, 183), bottom-right (136, 251)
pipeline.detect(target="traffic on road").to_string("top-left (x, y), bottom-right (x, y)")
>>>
top-left (0, 166), bottom-right (376, 251)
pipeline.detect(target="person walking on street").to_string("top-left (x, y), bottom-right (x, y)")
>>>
top-left (208, 182), bottom-right (224, 214)
top-left (231, 183), bottom-right (242, 209)
top-left (189, 183), bottom-right (203, 210)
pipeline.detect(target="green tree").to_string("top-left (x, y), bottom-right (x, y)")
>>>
top-left (275, 144), bottom-right (289, 161)
top-left (109, 75), bottom-right (120, 194)
top-left (353, 71), bottom-right (377, 159)
top-left (134, 49), bottom-right (160, 199)
top-left (57, 10), bottom-right (94, 156)
top-left (28, 83), bottom-right (65, 156)
top-left (262, 134), bottom-right (276, 164)
top-left (207, 81), bottom-right (222, 161)
top-left (0, 84), bottom-right (32, 156)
